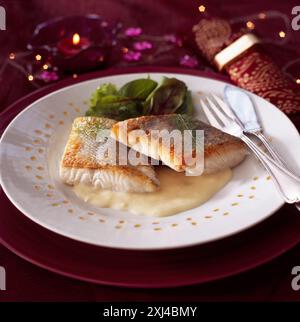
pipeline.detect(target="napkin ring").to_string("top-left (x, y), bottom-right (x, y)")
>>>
top-left (214, 33), bottom-right (260, 71)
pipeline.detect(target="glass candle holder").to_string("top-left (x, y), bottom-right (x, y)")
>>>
top-left (27, 15), bottom-right (122, 74)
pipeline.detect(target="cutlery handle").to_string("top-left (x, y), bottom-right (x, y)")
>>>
top-left (241, 134), bottom-right (300, 206)
top-left (253, 131), bottom-right (294, 168)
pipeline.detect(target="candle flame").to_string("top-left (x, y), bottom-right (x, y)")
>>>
top-left (198, 5), bottom-right (206, 13)
top-left (72, 33), bottom-right (80, 45)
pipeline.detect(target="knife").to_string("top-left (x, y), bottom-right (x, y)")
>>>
top-left (224, 85), bottom-right (293, 170)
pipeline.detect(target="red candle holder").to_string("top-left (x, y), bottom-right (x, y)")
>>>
top-left (27, 15), bottom-right (122, 74)
top-left (57, 33), bottom-right (91, 57)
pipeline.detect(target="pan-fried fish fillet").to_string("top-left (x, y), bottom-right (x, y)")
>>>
top-left (60, 117), bottom-right (159, 192)
top-left (111, 114), bottom-right (248, 174)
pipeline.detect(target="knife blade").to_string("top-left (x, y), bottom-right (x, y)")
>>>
top-left (224, 85), bottom-right (261, 132)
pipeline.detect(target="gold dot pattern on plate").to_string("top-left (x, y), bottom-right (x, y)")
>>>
top-left (266, 176), bottom-right (271, 180)
top-left (68, 102), bottom-right (74, 106)
top-left (26, 109), bottom-right (262, 231)
top-left (27, 165), bottom-right (259, 228)
top-left (25, 165), bottom-right (32, 171)
top-left (33, 138), bottom-right (42, 145)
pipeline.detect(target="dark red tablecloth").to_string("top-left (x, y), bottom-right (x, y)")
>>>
top-left (1, 0), bottom-right (300, 301)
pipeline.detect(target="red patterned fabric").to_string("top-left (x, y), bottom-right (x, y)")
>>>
top-left (194, 18), bottom-right (300, 114)
top-left (226, 47), bottom-right (300, 114)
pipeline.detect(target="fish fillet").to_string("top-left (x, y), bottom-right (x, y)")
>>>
top-left (111, 114), bottom-right (248, 174)
top-left (60, 116), bottom-right (159, 192)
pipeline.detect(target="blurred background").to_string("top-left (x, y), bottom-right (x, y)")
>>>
top-left (0, 0), bottom-right (299, 110)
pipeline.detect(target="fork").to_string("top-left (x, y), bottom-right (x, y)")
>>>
top-left (200, 94), bottom-right (300, 209)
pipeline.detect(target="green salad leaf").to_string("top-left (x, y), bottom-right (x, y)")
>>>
top-left (89, 83), bottom-right (118, 108)
top-left (119, 78), bottom-right (158, 100)
top-left (85, 77), bottom-right (194, 121)
top-left (86, 95), bottom-right (142, 121)
top-left (86, 82), bottom-right (142, 121)
top-left (176, 90), bottom-right (194, 115)
top-left (144, 77), bottom-right (187, 115)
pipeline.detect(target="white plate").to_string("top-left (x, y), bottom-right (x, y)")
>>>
top-left (1, 71), bottom-right (300, 250)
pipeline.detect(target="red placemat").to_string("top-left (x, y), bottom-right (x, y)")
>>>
top-left (1, 178), bottom-right (300, 292)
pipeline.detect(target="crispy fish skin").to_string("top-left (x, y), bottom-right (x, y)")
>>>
top-left (60, 116), bottom-right (159, 193)
top-left (61, 117), bottom-right (116, 169)
top-left (111, 114), bottom-right (248, 174)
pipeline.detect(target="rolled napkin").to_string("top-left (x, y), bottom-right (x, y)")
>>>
top-left (193, 19), bottom-right (300, 115)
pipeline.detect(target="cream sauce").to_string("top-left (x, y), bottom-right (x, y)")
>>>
top-left (73, 167), bottom-right (232, 217)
